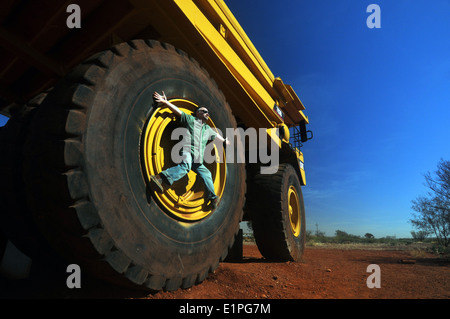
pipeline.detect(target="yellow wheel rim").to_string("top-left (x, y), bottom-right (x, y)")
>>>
top-left (142, 99), bottom-right (226, 221)
top-left (288, 186), bottom-right (301, 237)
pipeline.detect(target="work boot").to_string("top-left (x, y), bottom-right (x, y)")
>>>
top-left (211, 197), bottom-right (219, 209)
top-left (150, 175), bottom-right (166, 193)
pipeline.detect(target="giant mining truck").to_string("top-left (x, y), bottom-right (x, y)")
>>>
top-left (0, 0), bottom-right (312, 291)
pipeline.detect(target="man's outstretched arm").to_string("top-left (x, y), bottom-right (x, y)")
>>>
top-left (153, 91), bottom-right (183, 117)
top-left (215, 133), bottom-right (230, 146)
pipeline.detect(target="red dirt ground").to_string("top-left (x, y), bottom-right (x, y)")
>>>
top-left (148, 243), bottom-right (450, 299)
top-left (1, 243), bottom-right (449, 299)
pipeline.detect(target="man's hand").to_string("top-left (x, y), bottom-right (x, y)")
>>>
top-left (153, 91), bottom-right (168, 104)
top-left (153, 91), bottom-right (182, 117)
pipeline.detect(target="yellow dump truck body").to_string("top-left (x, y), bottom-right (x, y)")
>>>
top-left (0, 0), bottom-right (307, 129)
top-left (0, 0), bottom-right (310, 289)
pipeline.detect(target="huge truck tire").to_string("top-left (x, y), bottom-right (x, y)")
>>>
top-left (248, 163), bottom-right (306, 261)
top-left (0, 94), bottom-right (53, 259)
top-left (23, 39), bottom-right (245, 290)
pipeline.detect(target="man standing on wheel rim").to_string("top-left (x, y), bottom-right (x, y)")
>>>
top-left (150, 91), bottom-right (230, 209)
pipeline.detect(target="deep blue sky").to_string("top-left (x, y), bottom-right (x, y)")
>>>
top-left (225, 0), bottom-right (450, 237)
top-left (1, 1), bottom-right (449, 238)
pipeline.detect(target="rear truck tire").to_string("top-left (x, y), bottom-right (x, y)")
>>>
top-left (22, 39), bottom-right (245, 290)
top-left (0, 93), bottom-right (54, 259)
top-left (248, 163), bottom-right (306, 261)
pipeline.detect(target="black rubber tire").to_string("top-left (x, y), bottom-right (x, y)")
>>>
top-left (22, 39), bottom-right (245, 290)
top-left (248, 163), bottom-right (306, 261)
top-left (0, 94), bottom-right (53, 259)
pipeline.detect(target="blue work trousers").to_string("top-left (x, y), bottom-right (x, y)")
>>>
top-left (160, 152), bottom-right (217, 200)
